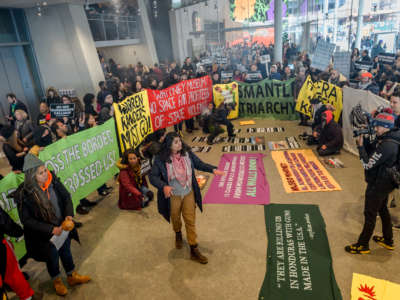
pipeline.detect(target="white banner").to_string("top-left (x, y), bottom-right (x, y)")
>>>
top-left (342, 87), bottom-right (388, 155)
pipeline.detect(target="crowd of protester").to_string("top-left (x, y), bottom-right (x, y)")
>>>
top-left (2, 39), bottom-right (400, 299)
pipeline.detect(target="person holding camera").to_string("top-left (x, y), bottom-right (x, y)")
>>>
top-left (345, 112), bottom-right (400, 254)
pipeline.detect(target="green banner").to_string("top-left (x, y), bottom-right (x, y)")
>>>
top-left (237, 79), bottom-right (298, 120)
top-left (259, 204), bottom-right (342, 300)
top-left (39, 119), bottom-right (119, 208)
top-left (0, 173), bottom-right (26, 260)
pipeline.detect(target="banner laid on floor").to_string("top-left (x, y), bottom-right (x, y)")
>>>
top-left (113, 90), bottom-right (153, 153)
top-left (213, 82), bottom-right (239, 119)
top-left (351, 273), bottom-right (400, 300)
top-left (39, 119), bottom-right (119, 208)
top-left (237, 78), bottom-right (298, 120)
top-left (342, 87), bottom-right (388, 156)
top-left (203, 153), bottom-right (269, 205)
top-left (271, 149), bottom-right (342, 193)
top-left (0, 173), bottom-right (26, 260)
top-left (259, 204), bottom-right (342, 300)
top-left (147, 76), bottom-right (213, 131)
top-left (295, 76), bottom-right (343, 122)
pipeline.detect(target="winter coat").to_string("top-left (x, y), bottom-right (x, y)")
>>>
top-left (149, 152), bottom-right (216, 222)
top-left (15, 119), bottom-right (34, 145)
top-left (98, 103), bottom-right (112, 125)
top-left (318, 121), bottom-right (344, 151)
top-left (358, 129), bottom-right (400, 185)
top-left (15, 172), bottom-right (79, 262)
top-left (9, 100), bottom-right (27, 120)
top-left (46, 96), bottom-right (61, 106)
top-left (3, 144), bottom-right (25, 171)
top-left (0, 207), bottom-right (23, 239)
top-left (118, 163), bottom-right (149, 210)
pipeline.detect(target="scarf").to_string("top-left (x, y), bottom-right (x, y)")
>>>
top-left (131, 163), bottom-right (143, 187)
top-left (167, 153), bottom-right (192, 188)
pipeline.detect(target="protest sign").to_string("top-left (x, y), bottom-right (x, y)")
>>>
top-left (260, 54), bottom-right (271, 64)
top-left (333, 52), bottom-right (351, 79)
top-left (351, 273), bottom-right (400, 300)
top-left (238, 78), bottom-right (298, 120)
top-left (259, 204), bottom-right (342, 300)
top-left (0, 173), bottom-right (26, 260)
top-left (203, 153), bottom-right (269, 205)
top-left (271, 149), bottom-right (342, 193)
top-left (50, 103), bottom-right (75, 118)
top-left (378, 53), bottom-right (396, 64)
top-left (213, 82), bottom-right (239, 119)
top-left (147, 76), bottom-right (212, 131)
top-left (311, 40), bottom-right (336, 71)
top-left (113, 90), bottom-right (153, 153)
top-left (245, 71), bottom-right (262, 82)
top-left (39, 119), bottom-right (119, 207)
top-left (221, 72), bottom-right (233, 80)
top-left (354, 61), bottom-right (373, 72)
top-left (295, 75), bottom-right (343, 122)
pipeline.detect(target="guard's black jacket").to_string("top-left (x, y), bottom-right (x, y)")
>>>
top-left (358, 128), bottom-right (400, 184)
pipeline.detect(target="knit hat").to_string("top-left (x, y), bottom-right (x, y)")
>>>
top-left (361, 72), bottom-right (373, 79)
top-left (372, 112), bottom-right (395, 129)
top-left (23, 153), bottom-right (45, 172)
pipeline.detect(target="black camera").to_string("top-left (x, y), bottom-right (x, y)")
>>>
top-left (350, 104), bottom-right (375, 137)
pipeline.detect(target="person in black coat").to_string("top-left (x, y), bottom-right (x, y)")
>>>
top-left (16, 154), bottom-right (91, 296)
top-left (317, 110), bottom-right (344, 156)
top-left (6, 93), bottom-right (28, 125)
top-left (0, 125), bottom-right (28, 172)
top-left (149, 132), bottom-right (224, 264)
top-left (345, 113), bottom-right (400, 254)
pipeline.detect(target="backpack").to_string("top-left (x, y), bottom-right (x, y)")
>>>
top-left (383, 139), bottom-right (400, 187)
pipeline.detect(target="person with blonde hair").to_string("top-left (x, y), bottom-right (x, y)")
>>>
top-left (15, 109), bottom-right (34, 146)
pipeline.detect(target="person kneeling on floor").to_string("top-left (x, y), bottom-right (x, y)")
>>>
top-left (207, 102), bottom-right (235, 145)
top-left (15, 154), bottom-right (90, 296)
top-left (317, 110), bottom-right (344, 156)
top-left (345, 112), bottom-right (400, 254)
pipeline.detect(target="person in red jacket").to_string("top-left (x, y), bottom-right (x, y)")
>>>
top-left (118, 149), bottom-right (153, 210)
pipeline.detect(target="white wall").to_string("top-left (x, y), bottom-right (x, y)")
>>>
top-left (25, 3), bottom-right (104, 98)
top-left (98, 44), bottom-right (154, 67)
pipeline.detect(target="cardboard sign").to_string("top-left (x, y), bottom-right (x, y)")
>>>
top-left (311, 40), bottom-right (336, 71)
top-left (333, 52), bottom-right (351, 79)
top-left (50, 103), bottom-right (75, 118)
top-left (245, 71), bottom-right (262, 82)
top-left (354, 61), bottom-right (373, 71)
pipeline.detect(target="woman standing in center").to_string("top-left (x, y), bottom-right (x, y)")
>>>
top-left (150, 132), bottom-right (224, 264)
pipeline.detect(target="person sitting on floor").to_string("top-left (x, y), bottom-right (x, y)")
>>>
top-left (117, 149), bottom-right (153, 210)
top-left (207, 102), bottom-right (236, 145)
top-left (316, 110), bottom-right (344, 156)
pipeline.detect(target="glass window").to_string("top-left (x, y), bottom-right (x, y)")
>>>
top-left (0, 9), bottom-right (17, 43)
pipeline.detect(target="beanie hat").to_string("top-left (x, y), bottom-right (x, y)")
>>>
top-left (23, 153), bottom-right (44, 172)
top-left (361, 72), bottom-right (373, 79)
top-left (0, 125), bottom-right (14, 139)
top-left (372, 112), bottom-right (395, 129)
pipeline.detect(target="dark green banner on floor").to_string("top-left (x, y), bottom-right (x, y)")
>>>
top-left (237, 79), bottom-right (298, 120)
top-left (0, 172), bottom-right (26, 260)
top-left (259, 204), bottom-right (342, 300)
top-left (39, 119), bottom-right (119, 208)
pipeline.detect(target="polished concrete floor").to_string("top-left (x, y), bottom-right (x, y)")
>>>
top-left (9, 119), bottom-right (400, 300)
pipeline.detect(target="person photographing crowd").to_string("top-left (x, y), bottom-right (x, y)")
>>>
top-left (345, 112), bottom-right (400, 254)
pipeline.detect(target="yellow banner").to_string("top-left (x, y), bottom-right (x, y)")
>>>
top-left (113, 90), bottom-right (153, 153)
top-left (271, 149), bottom-right (342, 193)
top-left (351, 273), bottom-right (400, 300)
top-left (295, 75), bottom-right (343, 122)
top-left (213, 82), bottom-right (239, 119)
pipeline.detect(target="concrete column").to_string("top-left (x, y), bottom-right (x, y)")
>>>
top-left (355, 0), bottom-right (364, 49)
top-left (274, 0), bottom-right (283, 63)
top-left (322, 0), bottom-right (329, 39)
top-left (300, 22), bottom-right (311, 52)
top-left (332, 0), bottom-right (338, 43)
top-left (25, 3), bottom-right (104, 98)
top-left (138, 0), bottom-right (159, 64)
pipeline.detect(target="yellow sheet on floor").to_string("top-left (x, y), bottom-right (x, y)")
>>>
top-left (271, 149), bottom-right (342, 193)
top-left (239, 120), bottom-right (256, 125)
top-left (351, 273), bottom-right (400, 300)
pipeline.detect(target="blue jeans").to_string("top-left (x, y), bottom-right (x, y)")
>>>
top-left (46, 236), bottom-right (75, 278)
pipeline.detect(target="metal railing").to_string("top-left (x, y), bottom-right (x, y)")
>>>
top-left (86, 13), bottom-right (140, 42)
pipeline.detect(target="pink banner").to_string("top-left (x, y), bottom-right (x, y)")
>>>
top-left (203, 153), bottom-right (270, 205)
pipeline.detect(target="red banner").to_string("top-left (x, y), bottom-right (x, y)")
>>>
top-left (147, 76), bottom-right (213, 130)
